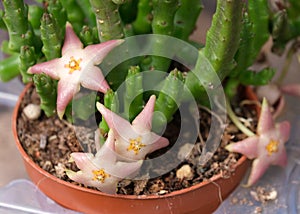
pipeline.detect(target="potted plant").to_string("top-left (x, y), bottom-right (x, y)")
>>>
top-left (0, 0), bottom-right (298, 213)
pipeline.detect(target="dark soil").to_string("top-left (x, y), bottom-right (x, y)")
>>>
top-left (16, 86), bottom-right (258, 196)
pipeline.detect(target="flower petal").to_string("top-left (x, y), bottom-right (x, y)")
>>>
top-left (276, 121), bottom-right (291, 143)
top-left (57, 79), bottom-right (80, 118)
top-left (225, 136), bottom-right (259, 159)
top-left (70, 153), bottom-right (97, 172)
top-left (80, 66), bottom-right (110, 93)
top-left (281, 84), bottom-right (300, 97)
top-left (62, 22), bottom-right (83, 55)
top-left (246, 158), bottom-right (269, 187)
top-left (83, 40), bottom-right (124, 65)
top-left (108, 160), bottom-right (143, 179)
top-left (257, 98), bottom-right (275, 135)
top-left (132, 95), bottom-right (156, 133)
top-left (96, 102), bottom-right (135, 140)
top-left (27, 58), bottom-right (61, 79)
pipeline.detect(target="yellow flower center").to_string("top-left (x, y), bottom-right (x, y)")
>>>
top-left (92, 169), bottom-right (110, 183)
top-left (65, 56), bottom-right (82, 74)
top-left (127, 136), bottom-right (146, 155)
top-left (265, 139), bottom-right (279, 156)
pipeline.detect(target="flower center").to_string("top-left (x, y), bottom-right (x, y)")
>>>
top-left (92, 169), bottom-right (110, 183)
top-left (127, 136), bottom-right (146, 155)
top-left (65, 56), bottom-right (82, 74)
top-left (266, 139), bottom-right (279, 156)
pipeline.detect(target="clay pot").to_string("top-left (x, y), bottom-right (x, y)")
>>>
top-left (12, 84), bottom-right (251, 214)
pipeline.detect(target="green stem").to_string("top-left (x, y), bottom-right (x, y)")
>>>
top-left (153, 69), bottom-right (183, 133)
top-left (76, 0), bottom-right (96, 27)
top-left (40, 12), bottom-right (63, 60)
top-left (132, 0), bottom-right (152, 34)
top-left (2, 0), bottom-right (35, 52)
top-left (89, 0), bottom-right (124, 42)
top-left (0, 54), bottom-right (20, 82)
top-left (226, 97), bottom-right (255, 137)
top-left (19, 45), bottom-right (36, 83)
top-left (124, 66), bottom-right (144, 121)
top-left (173, 0), bottom-right (203, 41)
top-left (149, 0), bottom-right (179, 71)
top-left (203, 0), bottom-right (244, 80)
top-left (33, 73), bottom-right (57, 117)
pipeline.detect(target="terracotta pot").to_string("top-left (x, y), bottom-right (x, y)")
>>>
top-left (12, 84), bottom-right (252, 214)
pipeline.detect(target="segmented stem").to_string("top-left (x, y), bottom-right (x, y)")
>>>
top-left (132, 0), bottom-right (152, 34)
top-left (33, 74), bottom-right (57, 117)
top-left (153, 69), bottom-right (184, 133)
top-left (203, 0), bottom-right (244, 79)
top-left (19, 45), bottom-right (35, 83)
top-left (60, 0), bottom-right (85, 33)
top-left (124, 66), bottom-right (144, 121)
top-left (47, 0), bottom-right (68, 31)
top-left (79, 26), bottom-right (99, 46)
top-left (149, 0), bottom-right (179, 72)
top-left (0, 54), bottom-right (20, 82)
top-left (173, 0), bottom-right (203, 41)
top-left (40, 12), bottom-right (63, 60)
top-left (89, 0), bottom-right (124, 42)
top-left (2, 0), bottom-right (35, 52)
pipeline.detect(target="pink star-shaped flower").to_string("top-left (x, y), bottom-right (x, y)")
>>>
top-left (96, 95), bottom-right (170, 161)
top-left (28, 22), bottom-right (123, 118)
top-left (226, 98), bottom-right (291, 186)
top-left (66, 130), bottom-right (142, 194)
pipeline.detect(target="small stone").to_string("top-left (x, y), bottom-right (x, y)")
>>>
top-left (177, 143), bottom-right (194, 160)
top-left (23, 104), bottom-right (41, 120)
top-left (176, 164), bottom-right (194, 180)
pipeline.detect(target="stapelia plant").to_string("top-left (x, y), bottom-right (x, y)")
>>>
top-left (0, 0), bottom-right (298, 193)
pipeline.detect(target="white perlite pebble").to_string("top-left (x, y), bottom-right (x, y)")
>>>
top-left (176, 164), bottom-right (194, 180)
top-left (23, 104), bottom-right (41, 120)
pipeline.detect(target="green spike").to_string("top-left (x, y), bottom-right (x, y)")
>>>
top-left (79, 25), bottom-right (99, 46)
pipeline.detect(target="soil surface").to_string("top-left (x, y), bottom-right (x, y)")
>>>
top-left (16, 86), bottom-right (257, 195)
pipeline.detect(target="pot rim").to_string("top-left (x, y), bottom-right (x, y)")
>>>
top-left (12, 83), bottom-right (248, 200)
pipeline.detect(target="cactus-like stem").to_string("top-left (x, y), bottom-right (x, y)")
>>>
top-left (203, 0), bottom-right (244, 80)
top-left (79, 26), bottom-right (99, 46)
top-left (33, 73), bottom-right (57, 117)
top-left (0, 54), bottom-right (20, 82)
top-left (99, 89), bottom-right (119, 136)
top-left (119, 0), bottom-right (138, 24)
top-left (28, 5), bottom-right (43, 30)
top-left (153, 69), bottom-right (183, 133)
top-left (2, 0), bottom-right (35, 52)
top-left (76, 0), bottom-right (96, 27)
top-left (89, 0), bottom-right (124, 42)
top-left (124, 66), bottom-right (144, 121)
top-left (60, 0), bottom-right (85, 33)
top-left (40, 13), bottom-right (63, 60)
top-left (47, 0), bottom-right (68, 32)
top-left (132, 0), bottom-right (152, 34)
top-left (185, 0), bottom-right (244, 101)
top-left (19, 45), bottom-right (35, 83)
top-left (149, 0), bottom-right (179, 72)
top-left (0, 10), bottom-right (7, 29)
top-left (173, 0), bottom-right (203, 41)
